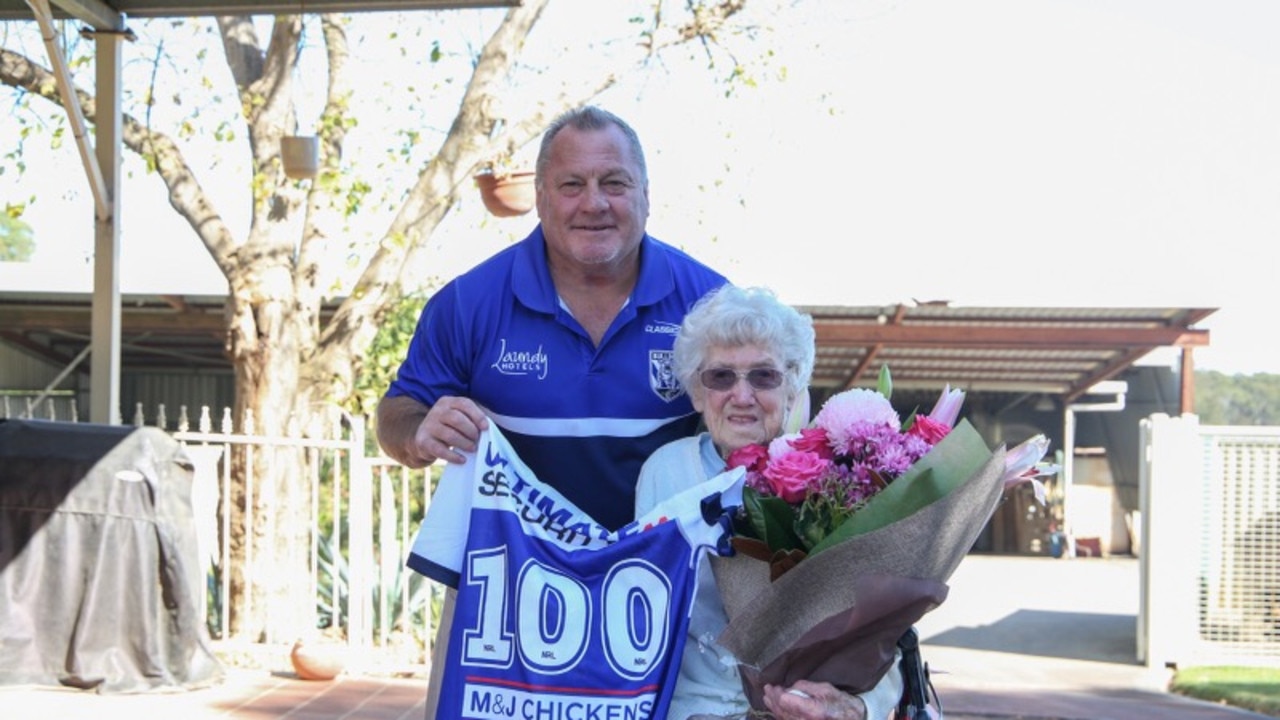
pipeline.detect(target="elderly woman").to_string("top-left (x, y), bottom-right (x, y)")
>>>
top-left (635, 285), bottom-right (904, 720)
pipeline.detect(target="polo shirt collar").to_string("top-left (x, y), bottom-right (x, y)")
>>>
top-left (512, 226), bottom-right (674, 314)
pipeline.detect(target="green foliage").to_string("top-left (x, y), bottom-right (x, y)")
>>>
top-left (1194, 371), bottom-right (1280, 426)
top-left (343, 179), bottom-right (372, 216)
top-left (315, 533), bottom-right (438, 644)
top-left (739, 488), bottom-right (804, 551)
top-left (348, 291), bottom-right (433, 417)
top-left (0, 210), bottom-right (35, 262)
top-left (795, 489), bottom-right (852, 550)
top-left (1170, 665), bottom-right (1280, 716)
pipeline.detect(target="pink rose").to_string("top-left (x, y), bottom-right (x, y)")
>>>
top-left (762, 450), bottom-right (830, 504)
top-left (788, 427), bottom-right (835, 459)
top-left (909, 415), bottom-right (951, 445)
top-left (726, 443), bottom-right (770, 474)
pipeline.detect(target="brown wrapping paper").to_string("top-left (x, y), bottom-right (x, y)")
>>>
top-left (710, 446), bottom-right (1007, 709)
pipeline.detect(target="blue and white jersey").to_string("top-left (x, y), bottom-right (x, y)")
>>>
top-left (408, 426), bottom-right (743, 720)
top-left (386, 227), bottom-right (727, 530)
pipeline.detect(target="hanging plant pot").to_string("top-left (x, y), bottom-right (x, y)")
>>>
top-left (474, 170), bottom-right (536, 217)
top-left (280, 135), bottom-right (320, 180)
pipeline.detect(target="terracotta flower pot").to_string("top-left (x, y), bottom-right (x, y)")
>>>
top-left (290, 639), bottom-right (345, 681)
top-left (474, 171), bottom-right (536, 217)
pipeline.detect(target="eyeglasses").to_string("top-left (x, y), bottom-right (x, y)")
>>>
top-left (699, 367), bottom-right (785, 392)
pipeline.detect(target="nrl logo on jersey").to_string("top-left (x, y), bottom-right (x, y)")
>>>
top-left (649, 350), bottom-right (683, 402)
top-left (492, 339), bottom-right (549, 379)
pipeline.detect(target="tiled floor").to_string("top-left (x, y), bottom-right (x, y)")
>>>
top-left (1, 668), bottom-right (429, 719)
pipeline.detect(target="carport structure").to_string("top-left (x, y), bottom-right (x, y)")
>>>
top-left (0, 293), bottom-right (1215, 404)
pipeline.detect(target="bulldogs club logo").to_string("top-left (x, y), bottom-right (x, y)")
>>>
top-left (649, 350), bottom-right (683, 402)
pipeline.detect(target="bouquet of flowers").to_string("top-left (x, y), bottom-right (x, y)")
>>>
top-left (709, 368), bottom-right (1056, 709)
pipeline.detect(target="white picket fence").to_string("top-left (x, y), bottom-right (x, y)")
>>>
top-left (172, 405), bottom-right (439, 671)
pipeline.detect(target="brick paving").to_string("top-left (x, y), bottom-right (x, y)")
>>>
top-left (0, 669), bottom-right (429, 719)
top-left (5, 557), bottom-right (1272, 719)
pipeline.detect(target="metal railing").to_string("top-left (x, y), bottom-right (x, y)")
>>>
top-left (170, 406), bottom-right (439, 670)
top-left (1, 398), bottom-right (440, 671)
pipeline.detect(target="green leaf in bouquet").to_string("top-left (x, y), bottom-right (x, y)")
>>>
top-left (795, 493), bottom-right (851, 550)
top-left (807, 419), bottom-right (992, 557)
top-left (877, 364), bottom-right (893, 399)
top-left (900, 407), bottom-right (919, 433)
top-left (741, 487), bottom-right (805, 552)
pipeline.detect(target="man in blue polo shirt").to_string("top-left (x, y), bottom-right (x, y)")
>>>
top-left (377, 105), bottom-right (726, 532)
top-left (381, 106), bottom-right (726, 717)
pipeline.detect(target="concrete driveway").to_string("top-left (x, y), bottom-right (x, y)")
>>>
top-left (915, 554), bottom-right (1270, 720)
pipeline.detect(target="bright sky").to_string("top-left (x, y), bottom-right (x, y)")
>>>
top-left (631, 0), bottom-right (1280, 376)
top-left (3, 0), bottom-right (1278, 375)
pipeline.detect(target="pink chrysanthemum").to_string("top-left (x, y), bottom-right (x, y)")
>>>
top-left (814, 388), bottom-right (900, 455)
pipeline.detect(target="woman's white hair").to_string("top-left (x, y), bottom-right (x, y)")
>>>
top-left (672, 285), bottom-right (815, 399)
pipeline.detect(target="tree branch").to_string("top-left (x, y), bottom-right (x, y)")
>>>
top-left (312, 0), bottom-right (552, 392)
top-left (308, 0), bottom-right (754, 408)
top-left (0, 46), bottom-right (239, 278)
top-left (294, 14), bottom-right (353, 365)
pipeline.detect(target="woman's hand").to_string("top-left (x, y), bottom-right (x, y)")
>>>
top-left (761, 679), bottom-right (868, 720)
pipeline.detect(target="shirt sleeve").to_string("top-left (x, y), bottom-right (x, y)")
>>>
top-left (385, 282), bottom-right (471, 405)
top-left (860, 647), bottom-right (906, 720)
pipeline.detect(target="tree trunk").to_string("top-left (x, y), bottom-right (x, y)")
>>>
top-left (224, 283), bottom-right (313, 640)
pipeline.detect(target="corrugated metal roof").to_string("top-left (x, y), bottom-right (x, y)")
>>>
top-left (0, 292), bottom-right (1215, 405)
top-left (801, 303), bottom-right (1213, 402)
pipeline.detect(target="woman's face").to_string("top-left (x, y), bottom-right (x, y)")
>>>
top-left (693, 343), bottom-right (792, 459)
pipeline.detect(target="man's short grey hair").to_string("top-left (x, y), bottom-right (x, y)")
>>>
top-left (535, 106), bottom-right (648, 186)
top-left (672, 285), bottom-right (816, 399)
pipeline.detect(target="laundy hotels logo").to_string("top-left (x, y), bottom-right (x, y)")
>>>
top-left (491, 339), bottom-right (549, 379)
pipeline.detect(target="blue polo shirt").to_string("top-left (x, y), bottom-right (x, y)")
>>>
top-left (387, 226), bottom-right (726, 530)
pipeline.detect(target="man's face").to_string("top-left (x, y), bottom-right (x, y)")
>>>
top-left (536, 124), bottom-right (650, 273)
